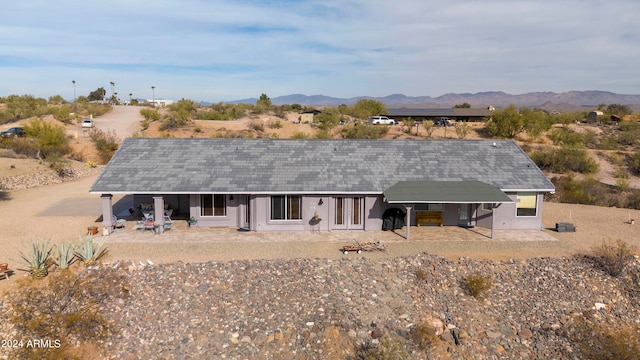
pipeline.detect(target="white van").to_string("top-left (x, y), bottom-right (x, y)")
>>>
top-left (369, 116), bottom-right (396, 125)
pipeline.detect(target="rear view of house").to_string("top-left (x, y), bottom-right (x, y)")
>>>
top-left (91, 138), bottom-right (554, 237)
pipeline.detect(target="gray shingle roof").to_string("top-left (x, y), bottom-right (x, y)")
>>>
top-left (89, 138), bottom-right (555, 194)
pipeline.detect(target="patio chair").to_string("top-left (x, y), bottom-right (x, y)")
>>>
top-left (163, 215), bottom-right (173, 230)
top-left (187, 217), bottom-right (198, 228)
top-left (143, 219), bottom-right (155, 232)
top-left (112, 215), bottom-right (127, 230)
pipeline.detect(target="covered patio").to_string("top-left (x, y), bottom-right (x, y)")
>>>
top-left (383, 181), bottom-right (514, 240)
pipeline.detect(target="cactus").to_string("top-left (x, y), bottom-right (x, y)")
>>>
top-left (74, 235), bottom-right (108, 267)
top-left (18, 239), bottom-right (53, 279)
top-left (54, 243), bottom-right (75, 270)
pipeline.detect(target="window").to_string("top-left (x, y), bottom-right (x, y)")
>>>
top-left (415, 203), bottom-right (444, 211)
top-left (482, 203), bottom-right (493, 211)
top-left (517, 192), bottom-right (537, 216)
top-left (271, 195), bottom-right (302, 220)
top-left (335, 197), bottom-right (344, 225)
top-left (201, 194), bottom-right (226, 216)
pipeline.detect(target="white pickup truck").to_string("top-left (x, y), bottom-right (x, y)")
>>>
top-left (82, 119), bottom-right (94, 128)
top-left (369, 116), bottom-right (396, 125)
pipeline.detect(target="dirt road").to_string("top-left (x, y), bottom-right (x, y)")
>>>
top-left (92, 105), bottom-right (144, 140)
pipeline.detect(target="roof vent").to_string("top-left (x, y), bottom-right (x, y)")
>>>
top-left (492, 142), bottom-right (497, 147)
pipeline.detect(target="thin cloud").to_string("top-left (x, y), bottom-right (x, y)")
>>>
top-left (0, 0), bottom-right (638, 101)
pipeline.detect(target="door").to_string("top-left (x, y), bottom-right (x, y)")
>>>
top-left (239, 196), bottom-right (251, 229)
top-left (333, 197), bottom-right (364, 230)
top-left (458, 204), bottom-right (469, 227)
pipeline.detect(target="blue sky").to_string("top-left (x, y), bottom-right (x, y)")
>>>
top-left (1, 0), bottom-right (639, 102)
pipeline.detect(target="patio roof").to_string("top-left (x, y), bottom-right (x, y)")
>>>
top-left (383, 181), bottom-right (514, 204)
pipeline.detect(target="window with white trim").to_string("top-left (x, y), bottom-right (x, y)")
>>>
top-left (482, 203), bottom-right (492, 211)
top-left (201, 194), bottom-right (226, 216)
top-left (516, 192), bottom-right (537, 216)
top-left (271, 195), bottom-right (302, 220)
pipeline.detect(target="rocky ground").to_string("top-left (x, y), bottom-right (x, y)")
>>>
top-left (4, 253), bottom-right (637, 359)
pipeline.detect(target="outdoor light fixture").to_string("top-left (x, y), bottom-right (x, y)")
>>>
top-left (230, 195), bottom-right (234, 201)
top-left (318, 199), bottom-right (324, 206)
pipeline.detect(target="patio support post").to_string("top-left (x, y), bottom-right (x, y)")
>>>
top-left (490, 204), bottom-right (495, 239)
top-left (404, 205), bottom-right (412, 241)
top-left (101, 194), bottom-right (114, 234)
top-left (153, 195), bottom-right (165, 233)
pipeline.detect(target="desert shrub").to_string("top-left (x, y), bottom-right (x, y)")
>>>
top-left (248, 120), bottom-right (265, 132)
top-left (531, 146), bottom-right (598, 174)
top-left (631, 151), bottom-right (640, 175)
top-left (140, 106), bottom-right (159, 122)
top-left (582, 129), bottom-right (599, 148)
top-left (599, 135), bottom-right (618, 150)
top-left (291, 131), bottom-right (310, 139)
top-left (415, 268), bottom-right (427, 281)
top-left (53, 104), bottom-right (74, 124)
top-left (194, 125), bottom-right (202, 133)
top-left (549, 127), bottom-right (583, 146)
top-left (269, 119), bottom-right (282, 129)
top-left (422, 120), bottom-right (435, 137)
top-left (7, 268), bottom-right (129, 359)
top-left (567, 320), bottom-right (640, 360)
top-left (314, 129), bottom-right (332, 139)
top-left (354, 336), bottom-right (409, 360)
top-left (592, 239), bottom-right (636, 277)
top-left (461, 271), bottom-right (492, 299)
top-left (455, 122), bottom-right (471, 139)
top-left (340, 123), bottom-right (389, 139)
top-left (197, 109), bottom-right (233, 120)
top-left (410, 323), bottom-right (438, 352)
top-left (89, 128), bottom-right (119, 164)
top-left (22, 118), bottom-right (71, 158)
top-left (45, 152), bottom-right (72, 177)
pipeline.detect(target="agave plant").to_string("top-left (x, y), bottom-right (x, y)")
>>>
top-left (18, 239), bottom-right (53, 279)
top-left (74, 235), bottom-right (108, 267)
top-left (54, 242), bottom-right (76, 270)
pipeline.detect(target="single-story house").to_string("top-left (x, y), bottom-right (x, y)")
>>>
top-left (387, 107), bottom-right (495, 123)
top-left (90, 138), bottom-right (554, 238)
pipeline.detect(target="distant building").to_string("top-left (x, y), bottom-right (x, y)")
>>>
top-left (387, 107), bottom-right (494, 123)
top-left (587, 111), bottom-right (604, 123)
top-left (147, 99), bottom-right (174, 107)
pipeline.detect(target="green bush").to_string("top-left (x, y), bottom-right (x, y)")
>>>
top-left (462, 271), bottom-right (492, 299)
top-left (89, 128), bottom-right (119, 164)
top-left (340, 123), bottom-right (389, 139)
top-left (599, 136), bottom-right (618, 150)
top-left (592, 239), bottom-right (636, 277)
top-left (531, 146), bottom-right (598, 174)
top-left (22, 118), bottom-right (71, 158)
top-left (549, 127), bottom-right (584, 146)
top-left (455, 122), bottom-right (471, 139)
top-left (140, 108), bottom-right (160, 122)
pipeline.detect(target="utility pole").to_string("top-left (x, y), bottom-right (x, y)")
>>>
top-left (151, 86), bottom-right (155, 107)
top-left (72, 80), bottom-right (76, 102)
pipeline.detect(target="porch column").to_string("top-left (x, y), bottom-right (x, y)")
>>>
top-left (490, 205), bottom-right (495, 239)
top-left (101, 194), bottom-right (114, 234)
top-left (153, 195), bottom-right (165, 233)
top-left (404, 205), bottom-right (412, 241)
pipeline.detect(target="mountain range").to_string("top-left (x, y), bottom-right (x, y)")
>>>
top-left (226, 90), bottom-right (640, 111)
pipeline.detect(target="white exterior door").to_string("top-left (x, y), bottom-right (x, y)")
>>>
top-left (332, 197), bottom-right (364, 230)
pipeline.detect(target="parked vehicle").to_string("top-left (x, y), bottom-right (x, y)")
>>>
top-left (82, 119), bottom-right (95, 128)
top-left (435, 117), bottom-right (455, 127)
top-left (0, 127), bottom-right (25, 138)
top-left (369, 116), bottom-right (396, 125)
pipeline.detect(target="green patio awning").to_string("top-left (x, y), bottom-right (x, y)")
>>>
top-left (383, 181), bottom-right (514, 204)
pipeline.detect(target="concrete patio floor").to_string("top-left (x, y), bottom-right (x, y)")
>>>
top-left (104, 220), bottom-right (558, 244)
